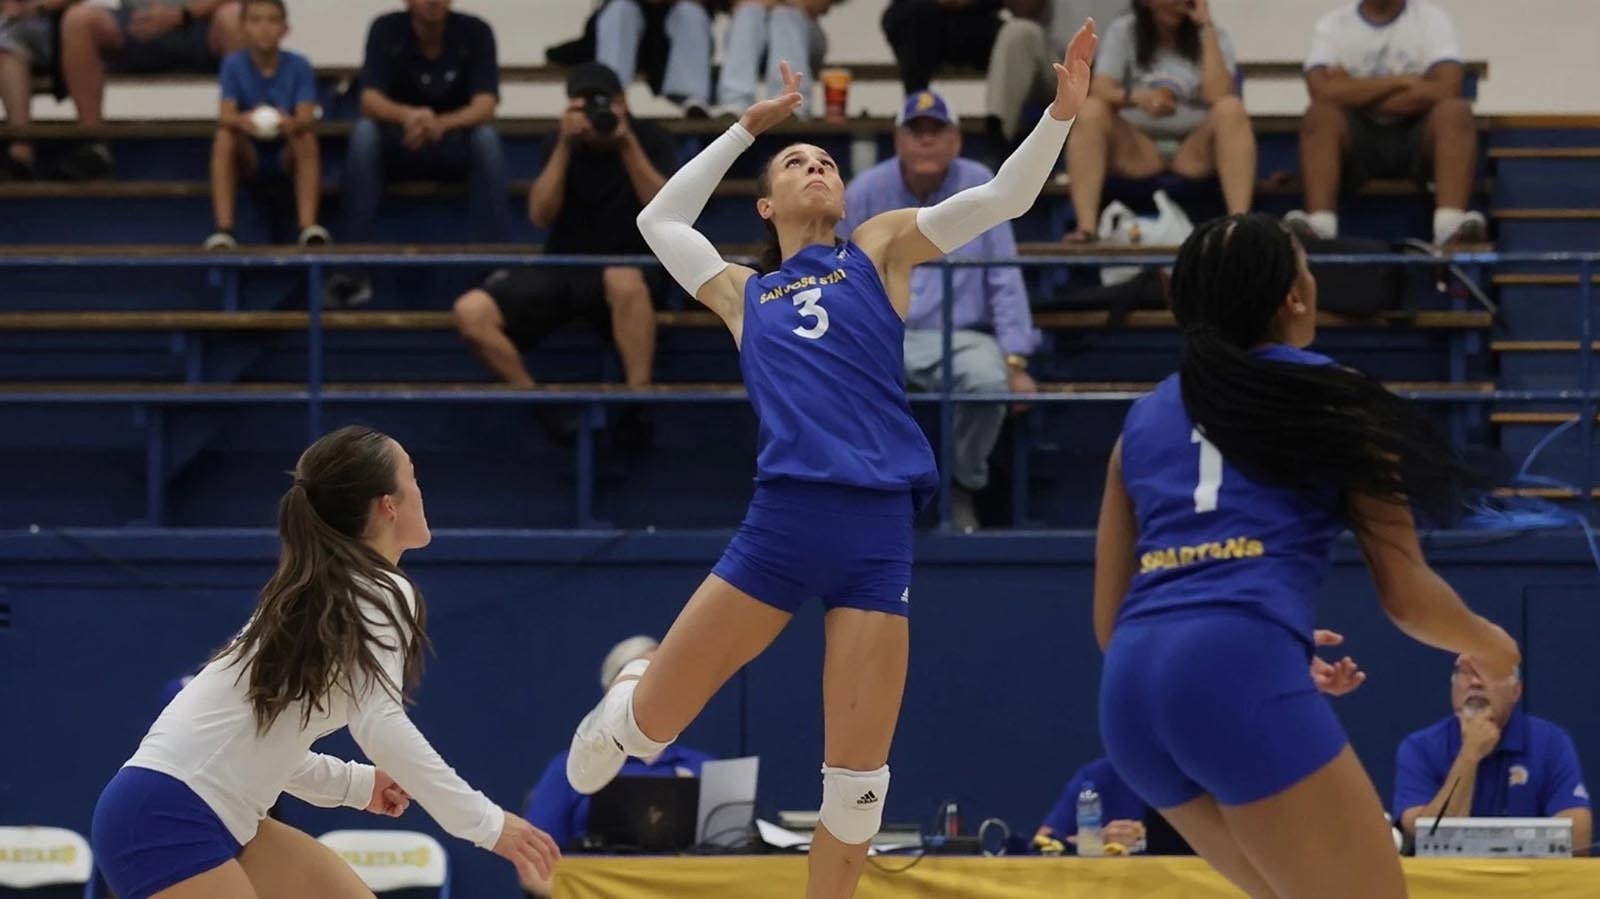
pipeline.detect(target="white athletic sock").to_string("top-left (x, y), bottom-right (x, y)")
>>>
top-left (1308, 211), bottom-right (1339, 240)
top-left (609, 671), bottom-right (674, 758)
top-left (1433, 207), bottom-right (1468, 244)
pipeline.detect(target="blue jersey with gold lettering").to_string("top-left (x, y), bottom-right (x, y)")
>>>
top-left (1116, 344), bottom-right (1344, 646)
top-left (740, 241), bottom-right (937, 504)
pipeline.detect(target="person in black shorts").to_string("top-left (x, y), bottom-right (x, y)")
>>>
top-left (452, 63), bottom-right (677, 446)
top-left (1285, 0), bottom-right (1483, 247)
top-left (58, 0), bottom-right (243, 178)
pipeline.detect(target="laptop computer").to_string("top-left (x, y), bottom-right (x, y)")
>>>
top-left (697, 757), bottom-right (760, 848)
top-left (584, 776), bottom-right (700, 853)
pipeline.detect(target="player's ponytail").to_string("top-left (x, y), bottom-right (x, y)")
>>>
top-left (214, 426), bottom-right (429, 734)
top-left (1170, 214), bottom-right (1475, 531)
top-left (754, 156), bottom-right (784, 273)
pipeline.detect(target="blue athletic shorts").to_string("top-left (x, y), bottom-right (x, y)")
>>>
top-left (1099, 608), bottom-right (1349, 808)
top-left (91, 766), bottom-right (241, 899)
top-left (712, 478), bottom-right (914, 617)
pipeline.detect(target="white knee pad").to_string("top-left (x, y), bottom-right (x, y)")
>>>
top-left (818, 765), bottom-right (890, 846)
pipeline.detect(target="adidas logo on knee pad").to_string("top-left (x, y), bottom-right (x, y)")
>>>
top-left (822, 765), bottom-right (890, 844)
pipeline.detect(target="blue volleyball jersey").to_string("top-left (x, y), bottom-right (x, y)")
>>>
top-left (1116, 344), bottom-right (1345, 646)
top-left (739, 241), bottom-right (937, 504)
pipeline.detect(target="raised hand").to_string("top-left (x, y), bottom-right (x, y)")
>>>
top-left (1050, 19), bottom-right (1098, 122)
top-left (1187, 0), bottom-right (1212, 27)
top-left (739, 60), bottom-right (805, 136)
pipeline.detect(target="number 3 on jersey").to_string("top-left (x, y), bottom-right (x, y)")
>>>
top-left (1191, 428), bottom-right (1222, 513)
top-left (791, 287), bottom-right (829, 340)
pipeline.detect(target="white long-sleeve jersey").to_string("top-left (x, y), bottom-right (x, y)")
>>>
top-left (124, 573), bottom-right (504, 849)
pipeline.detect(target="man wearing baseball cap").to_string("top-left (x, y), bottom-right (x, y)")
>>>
top-left (840, 90), bottom-right (1040, 532)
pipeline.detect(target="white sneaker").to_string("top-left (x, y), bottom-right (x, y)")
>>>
top-left (1282, 210), bottom-right (1319, 242)
top-left (566, 682), bottom-right (632, 795)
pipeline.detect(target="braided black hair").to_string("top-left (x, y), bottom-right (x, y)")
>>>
top-left (1170, 213), bottom-right (1476, 530)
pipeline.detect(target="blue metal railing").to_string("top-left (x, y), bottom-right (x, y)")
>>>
top-left (0, 249), bottom-right (1594, 527)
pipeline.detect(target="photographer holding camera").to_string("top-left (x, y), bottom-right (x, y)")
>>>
top-left (453, 63), bottom-right (676, 448)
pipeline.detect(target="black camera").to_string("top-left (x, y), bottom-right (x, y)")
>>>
top-left (582, 91), bottom-right (619, 136)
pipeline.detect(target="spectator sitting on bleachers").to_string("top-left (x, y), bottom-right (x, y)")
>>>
top-left (840, 90), bottom-right (1037, 532)
top-left (1393, 655), bottom-right (1592, 853)
top-left (1036, 756), bottom-right (1150, 854)
top-left (585, 0), bottom-right (724, 117)
top-left (986, 0), bottom-right (1126, 148)
top-left (206, 0), bottom-right (325, 250)
top-left (341, 0), bottom-right (506, 244)
top-left (1063, 0), bottom-right (1253, 242)
top-left (0, 0), bottom-right (70, 179)
top-left (519, 636), bottom-right (715, 897)
top-left (1287, 0), bottom-right (1484, 246)
top-left (453, 62), bottom-right (673, 450)
top-left (881, 0), bottom-right (1003, 95)
top-left (716, 0), bottom-right (840, 118)
top-left (58, 0), bottom-right (243, 179)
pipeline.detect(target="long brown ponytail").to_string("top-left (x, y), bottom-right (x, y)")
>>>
top-left (214, 426), bottom-right (429, 733)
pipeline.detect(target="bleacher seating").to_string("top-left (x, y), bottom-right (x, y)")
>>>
top-left (0, 102), bottom-right (1595, 527)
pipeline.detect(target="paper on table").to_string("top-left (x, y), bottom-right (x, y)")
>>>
top-left (756, 818), bottom-right (810, 850)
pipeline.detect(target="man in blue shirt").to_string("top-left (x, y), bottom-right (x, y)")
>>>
top-left (519, 636), bottom-right (716, 896)
top-left (208, 0), bottom-right (323, 249)
top-left (839, 90), bottom-right (1038, 531)
top-left (1393, 654), bottom-right (1592, 853)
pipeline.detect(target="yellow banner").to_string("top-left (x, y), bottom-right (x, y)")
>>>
top-left (553, 855), bottom-right (1600, 899)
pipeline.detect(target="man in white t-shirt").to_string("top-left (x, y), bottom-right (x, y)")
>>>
top-left (1285, 0), bottom-right (1483, 246)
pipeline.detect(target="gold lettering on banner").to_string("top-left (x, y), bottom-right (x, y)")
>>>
top-left (1139, 536), bottom-right (1268, 573)
top-left (337, 847), bottom-right (431, 868)
top-left (0, 846), bottom-right (78, 864)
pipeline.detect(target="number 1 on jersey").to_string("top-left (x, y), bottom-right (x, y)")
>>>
top-left (792, 287), bottom-right (829, 340)
top-left (1191, 428), bottom-right (1222, 513)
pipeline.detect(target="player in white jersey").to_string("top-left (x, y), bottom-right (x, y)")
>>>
top-left (89, 426), bottom-right (559, 899)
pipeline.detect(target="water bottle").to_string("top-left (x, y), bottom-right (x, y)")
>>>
top-left (1075, 783), bottom-right (1104, 857)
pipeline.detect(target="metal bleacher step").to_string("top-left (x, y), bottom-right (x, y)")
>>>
top-left (0, 306), bottom-right (1491, 333)
top-left (1490, 411), bottom-right (1600, 425)
top-left (1491, 340), bottom-right (1600, 352)
top-left (0, 177), bottom-right (1457, 201)
top-left (1488, 148), bottom-right (1600, 160)
top-left (1492, 273), bottom-right (1600, 287)
top-left (0, 379), bottom-right (1490, 397)
top-left (1493, 209), bottom-right (1600, 221)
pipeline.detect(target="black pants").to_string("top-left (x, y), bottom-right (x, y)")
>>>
top-left (881, 0), bottom-right (1003, 94)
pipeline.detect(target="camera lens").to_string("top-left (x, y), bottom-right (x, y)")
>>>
top-left (585, 92), bottom-right (619, 136)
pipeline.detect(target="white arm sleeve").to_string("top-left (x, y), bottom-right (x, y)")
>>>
top-left (284, 752), bottom-right (376, 810)
top-left (914, 111), bottom-right (1074, 255)
top-left (636, 123), bottom-right (755, 296)
top-left (346, 579), bottom-right (505, 850)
